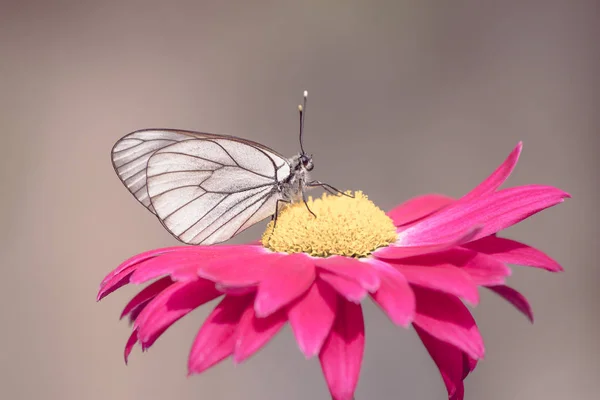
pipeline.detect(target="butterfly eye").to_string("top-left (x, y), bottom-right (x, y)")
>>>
top-left (304, 158), bottom-right (314, 171)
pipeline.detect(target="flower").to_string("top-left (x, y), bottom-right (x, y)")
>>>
top-left (98, 142), bottom-right (569, 400)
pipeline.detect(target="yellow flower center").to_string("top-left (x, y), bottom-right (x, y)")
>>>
top-left (261, 191), bottom-right (397, 258)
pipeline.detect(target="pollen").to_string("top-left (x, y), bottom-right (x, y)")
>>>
top-left (261, 191), bottom-right (398, 258)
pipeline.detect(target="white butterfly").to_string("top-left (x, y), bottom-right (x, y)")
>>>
top-left (112, 91), bottom-right (344, 245)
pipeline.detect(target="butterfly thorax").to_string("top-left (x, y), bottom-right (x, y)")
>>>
top-left (279, 153), bottom-right (313, 202)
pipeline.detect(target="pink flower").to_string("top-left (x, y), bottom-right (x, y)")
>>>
top-left (98, 142), bottom-right (569, 400)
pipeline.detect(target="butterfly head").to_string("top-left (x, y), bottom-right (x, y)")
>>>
top-left (290, 153), bottom-right (313, 174)
top-left (300, 153), bottom-right (314, 171)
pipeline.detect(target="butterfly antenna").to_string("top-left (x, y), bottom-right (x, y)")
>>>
top-left (299, 90), bottom-right (308, 154)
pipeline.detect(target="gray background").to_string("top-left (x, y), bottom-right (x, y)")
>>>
top-left (1, 1), bottom-right (597, 399)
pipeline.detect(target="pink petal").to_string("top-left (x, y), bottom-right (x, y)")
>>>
top-left (233, 306), bottom-right (287, 363)
top-left (120, 277), bottom-right (173, 320)
top-left (464, 235), bottom-right (563, 272)
top-left (367, 259), bottom-right (415, 327)
top-left (412, 287), bottom-right (485, 360)
top-left (463, 354), bottom-right (478, 378)
top-left (216, 284), bottom-right (257, 296)
top-left (415, 325), bottom-right (466, 399)
top-left (404, 248), bottom-right (511, 286)
top-left (374, 226), bottom-right (482, 259)
top-left (387, 194), bottom-right (455, 227)
top-left (315, 256), bottom-right (380, 292)
top-left (124, 329), bottom-right (138, 364)
top-left (128, 300), bottom-right (151, 324)
top-left (254, 253), bottom-right (316, 317)
top-left (98, 246), bottom-right (214, 300)
top-left (100, 246), bottom-right (181, 288)
top-left (399, 185), bottom-right (570, 246)
top-left (129, 255), bottom-right (200, 283)
top-left (135, 279), bottom-right (221, 348)
top-left (97, 246), bottom-right (200, 301)
top-left (319, 272), bottom-right (367, 303)
top-left (451, 385), bottom-right (464, 400)
top-left (132, 246), bottom-right (264, 283)
top-left (288, 281), bottom-right (338, 358)
top-left (457, 251), bottom-right (512, 286)
top-left (319, 300), bottom-right (365, 400)
top-left (97, 272), bottom-right (134, 301)
top-left (461, 142), bottom-right (523, 201)
top-left (197, 251), bottom-right (282, 286)
top-left (188, 294), bottom-right (253, 375)
top-left (389, 262), bottom-right (479, 305)
top-left (487, 285), bottom-right (534, 322)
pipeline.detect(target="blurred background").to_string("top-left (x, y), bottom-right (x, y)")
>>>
top-left (1, 1), bottom-right (598, 399)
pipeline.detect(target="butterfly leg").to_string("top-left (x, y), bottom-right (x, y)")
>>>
top-left (307, 180), bottom-right (354, 198)
top-left (311, 182), bottom-right (337, 196)
top-left (272, 198), bottom-right (291, 232)
top-left (301, 186), bottom-right (317, 218)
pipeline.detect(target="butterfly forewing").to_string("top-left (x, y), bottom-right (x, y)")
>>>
top-left (111, 129), bottom-right (291, 245)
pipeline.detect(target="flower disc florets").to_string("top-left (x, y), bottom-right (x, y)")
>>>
top-left (261, 191), bottom-right (398, 258)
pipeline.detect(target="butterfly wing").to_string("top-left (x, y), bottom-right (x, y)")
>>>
top-left (111, 129), bottom-right (291, 245)
top-left (112, 129), bottom-right (204, 213)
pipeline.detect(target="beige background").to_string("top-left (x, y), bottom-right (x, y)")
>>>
top-left (1, 1), bottom-right (598, 399)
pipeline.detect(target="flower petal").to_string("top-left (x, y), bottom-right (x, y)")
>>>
top-left (124, 329), bottom-right (138, 364)
top-left (457, 251), bottom-right (512, 286)
top-left (463, 353), bottom-right (478, 379)
top-left (487, 285), bottom-right (534, 322)
top-left (399, 185), bottom-right (569, 246)
top-left (319, 272), bottom-right (367, 303)
top-left (197, 250), bottom-right (281, 286)
top-left (98, 246), bottom-right (218, 300)
top-left (387, 194), bottom-right (455, 227)
top-left (98, 246), bottom-right (212, 300)
top-left (412, 287), bottom-right (484, 360)
top-left (461, 142), bottom-right (523, 201)
top-left (233, 306), bottom-right (287, 363)
top-left (415, 325), bottom-right (466, 400)
top-left (254, 253), bottom-right (316, 317)
top-left (100, 246), bottom-right (180, 288)
top-left (135, 279), bottom-right (221, 348)
top-left (188, 294), bottom-right (253, 375)
top-left (216, 284), bottom-right (257, 296)
top-left (97, 272), bottom-right (134, 301)
top-left (451, 385), bottom-right (464, 400)
top-left (319, 300), bottom-right (365, 400)
top-left (120, 277), bottom-right (173, 320)
top-left (315, 256), bottom-right (380, 292)
top-left (131, 246), bottom-right (265, 283)
top-left (288, 281), bottom-right (338, 358)
top-left (367, 259), bottom-right (415, 327)
top-left (128, 300), bottom-right (150, 324)
top-left (390, 262), bottom-right (479, 305)
top-left (374, 226), bottom-right (482, 260)
top-left (403, 248), bottom-right (512, 286)
top-left (464, 235), bottom-right (563, 272)
top-left (129, 255), bottom-right (200, 283)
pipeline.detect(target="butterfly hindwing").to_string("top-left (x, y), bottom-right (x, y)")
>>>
top-left (111, 129), bottom-right (291, 245)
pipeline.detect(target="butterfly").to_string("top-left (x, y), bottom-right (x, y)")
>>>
top-left (111, 91), bottom-right (347, 245)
